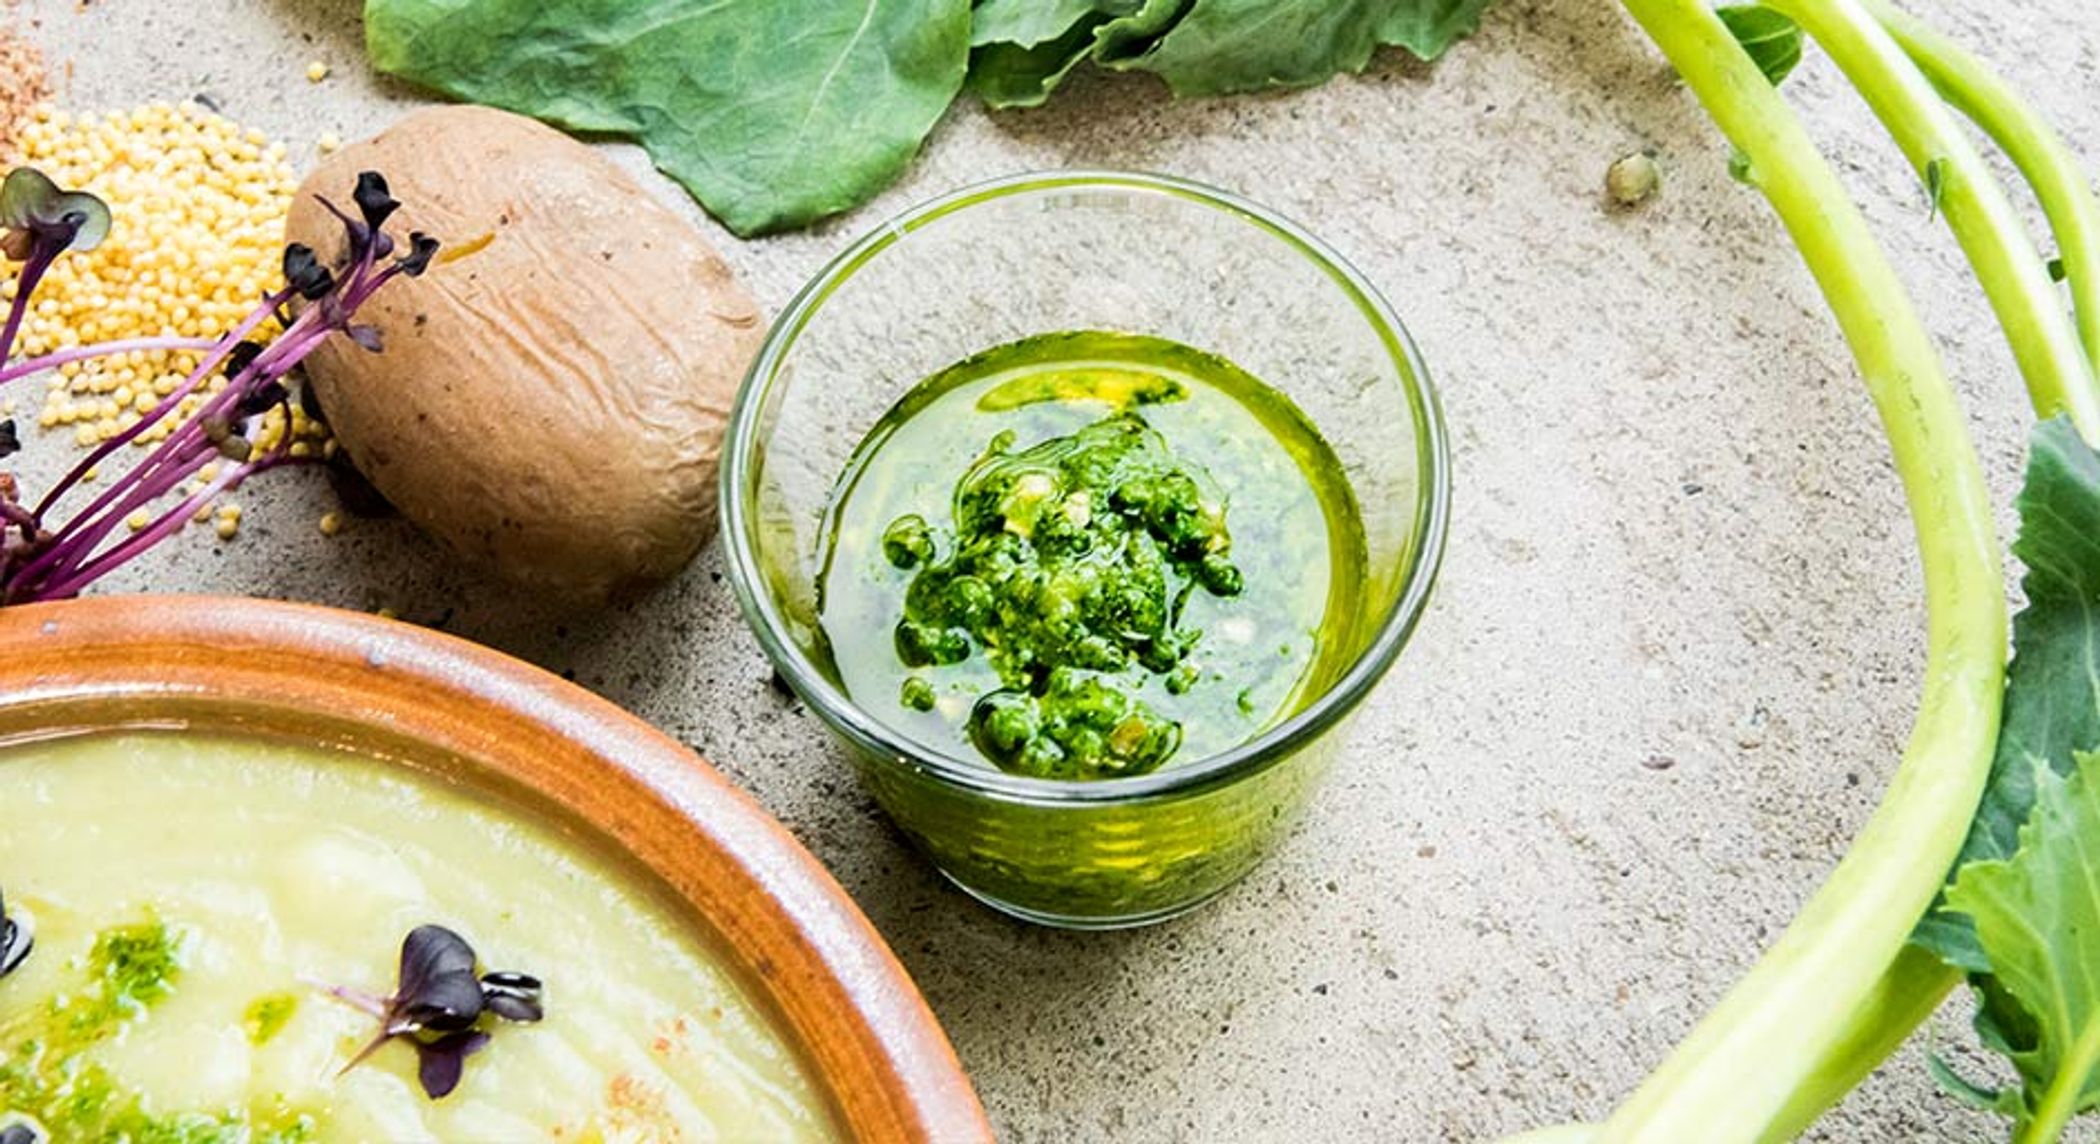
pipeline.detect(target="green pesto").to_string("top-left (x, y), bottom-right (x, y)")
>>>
top-left (819, 331), bottom-right (1365, 780)
top-left (0, 916), bottom-right (316, 1141)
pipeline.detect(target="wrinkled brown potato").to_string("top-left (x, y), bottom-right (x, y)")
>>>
top-left (287, 105), bottom-right (763, 606)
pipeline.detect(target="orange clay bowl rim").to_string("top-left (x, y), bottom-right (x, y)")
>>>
top-left (0, 594), bottom-right (989, 1142)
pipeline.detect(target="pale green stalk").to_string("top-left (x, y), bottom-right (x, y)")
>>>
top-left (1758, 943), bottom-right (1955, 1141)
top-left (1758, 0), bottom-right (2100, 440)
top-left (2022, 1017), bottom-right (2100, 1143)
top-left (1867, 0), bottom-right (2100, 372)
top-left (1594, 0), bottom-right (2009, 1138)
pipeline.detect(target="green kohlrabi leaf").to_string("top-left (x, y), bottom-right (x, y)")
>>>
top-left (1112, 0), bottom-right (1490, 98)
top-left (1377, 0), bottom-right (1495, 62)
top-left (364, 0), bottom-right (972, 237)
top-left (1091, 0), bottom-right (1192, 64)
top-left (971, 0), bottom-right (1108, 47)
top-left (1942, 755), bottom-right (2100, 1134)
top-left (1915, 419), bottom-right (2100, 970)
top-left (971, 27), bottom-right (1110, 109)
top-left (969, 0), bottom-right (1122, 108)
top-left (1716, 5), bottom-right (1804, 88)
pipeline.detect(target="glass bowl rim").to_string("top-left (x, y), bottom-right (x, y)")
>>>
top-left (721, 169), bottom-right (1452, 806)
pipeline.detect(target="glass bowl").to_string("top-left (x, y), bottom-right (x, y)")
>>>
top-left (722, 171), bottom-right (1449, 929)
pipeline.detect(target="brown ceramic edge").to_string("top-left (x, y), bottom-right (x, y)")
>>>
top-left (0, 595), bottom-right (990, 1143)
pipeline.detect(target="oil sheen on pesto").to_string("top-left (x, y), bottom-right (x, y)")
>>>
top-left (818, 331), bottom-right (1366, 780)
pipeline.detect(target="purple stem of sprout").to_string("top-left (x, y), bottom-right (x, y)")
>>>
top-left (0, 237), bottom-right (413, 602)
top-left (5, 327), bottom-right (282, 597)
top-left (305, 975), bottom-right (406, 1077)
top-left (304, 976), bottom-right (390, 1018)
top-left (29, 293), bottom-right (293, 523)
top-left (0, 335), bottom-right (222, 388)
top-left (0, 251), bottom-right (57, 369)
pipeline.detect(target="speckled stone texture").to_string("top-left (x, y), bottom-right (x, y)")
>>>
top-left (12, 0), bottom-right (2098, 1138)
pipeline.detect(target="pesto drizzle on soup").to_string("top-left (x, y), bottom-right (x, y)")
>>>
top-left (818, 331), bottom-right (1368, 780)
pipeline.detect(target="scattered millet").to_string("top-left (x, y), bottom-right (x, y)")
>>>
top-left (9, 102), bottom-right (328, 459)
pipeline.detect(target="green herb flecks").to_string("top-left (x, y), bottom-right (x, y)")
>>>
top-left (243, 992), bottom-right (299, 1046)
top-left (0, 914), bottom-right (317, 1141)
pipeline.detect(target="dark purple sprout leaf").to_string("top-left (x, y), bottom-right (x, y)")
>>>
top-left (414, 1029), bottom-right (490, 1099)
top-left (282, 243), bottom-right (336, 301)
top-left (0, 885), bottom-right (29, 978)
top-left (352, 171), bottom-right (401, 231)
top-left (223, 340), bottom-right (265, 380)
top-left (396, 231), bottom-right (440, 277)
top-left (0, 419), bottom-right (18, 462)
top-left (234, 380), bottom-right (290, 420)
top-left (0, 1118), bottom-right (45, 1144)
top-left (392, 924), bottom-right (484, 1033)
top-left (479, 970), bottom-right (544, 1023)
top-left (325, 925), bottom-right (538, 1102)
top-left (0, 167), bottom-right (111, 259)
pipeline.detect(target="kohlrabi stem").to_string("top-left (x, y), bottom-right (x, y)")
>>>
top-left (1592, 1), bottom-right (2009, 1139)
top-left (1760, 943), bottom-right (1956, 1142)
top-left (2021, 1017), bottom-right (2100, 1144)
top-left (1865, 0), bottom-right (2100, 375)
top-left (1757, 0), bottom-right (2100, 440)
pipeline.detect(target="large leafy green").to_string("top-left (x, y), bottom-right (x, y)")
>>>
top-left (365, 0), bottom-right (1497, 232)
top-left (970, 0), bottom-right (1104, 47)
top-left (1939, 755), bottom-right (2100, 1134)
top-left (1378, 0), bottom-right (1495, 63)
top-left (1119, 0), bottom-right (1494, 98)
top-left (1916, 419), bottom-right (2100, 970)
top-left (1091, 0), bottom-right (1191, 64)
top-left (972, 0), bottom-right (1492, 108)
top-left (364, 0), bottom-right (972, 237)
top-left (1120, 0), bottom-right (1394, 97)
top-left (968, 0), bottom-right (1128, 109)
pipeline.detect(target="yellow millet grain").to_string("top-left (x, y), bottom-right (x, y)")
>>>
top-left (7, 102), bottom-right (325, 458)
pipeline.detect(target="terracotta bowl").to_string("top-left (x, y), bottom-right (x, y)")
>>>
top-left (0, 595), bottom-right (989, 1142)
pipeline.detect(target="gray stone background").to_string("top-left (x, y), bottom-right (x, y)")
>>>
top-left (16, 0), bottom-right (2099, 1139)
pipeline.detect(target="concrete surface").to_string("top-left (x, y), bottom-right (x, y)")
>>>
top-left (12, 0), bottom-right (2098, 1139)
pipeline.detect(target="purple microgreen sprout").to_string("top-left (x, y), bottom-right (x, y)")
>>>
top-left (0, 165), bottom-right (439, 604)
top-left (0, 883), bottom-right (31, 978)
top-left (317, 923), bottom-right (542, 1101)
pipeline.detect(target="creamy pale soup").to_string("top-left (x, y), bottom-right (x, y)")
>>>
top-left (0, 732), bottom-right (835, 1142)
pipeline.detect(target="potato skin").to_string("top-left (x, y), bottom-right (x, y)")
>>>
top-left (286, 105), bottom-right (763, 606)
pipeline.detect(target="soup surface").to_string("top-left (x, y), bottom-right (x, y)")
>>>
top-left (0, 731), bottom-right (834, 1141)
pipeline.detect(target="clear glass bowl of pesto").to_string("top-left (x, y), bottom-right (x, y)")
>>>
top-left (722, 172), bottom-right (1449, 929)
